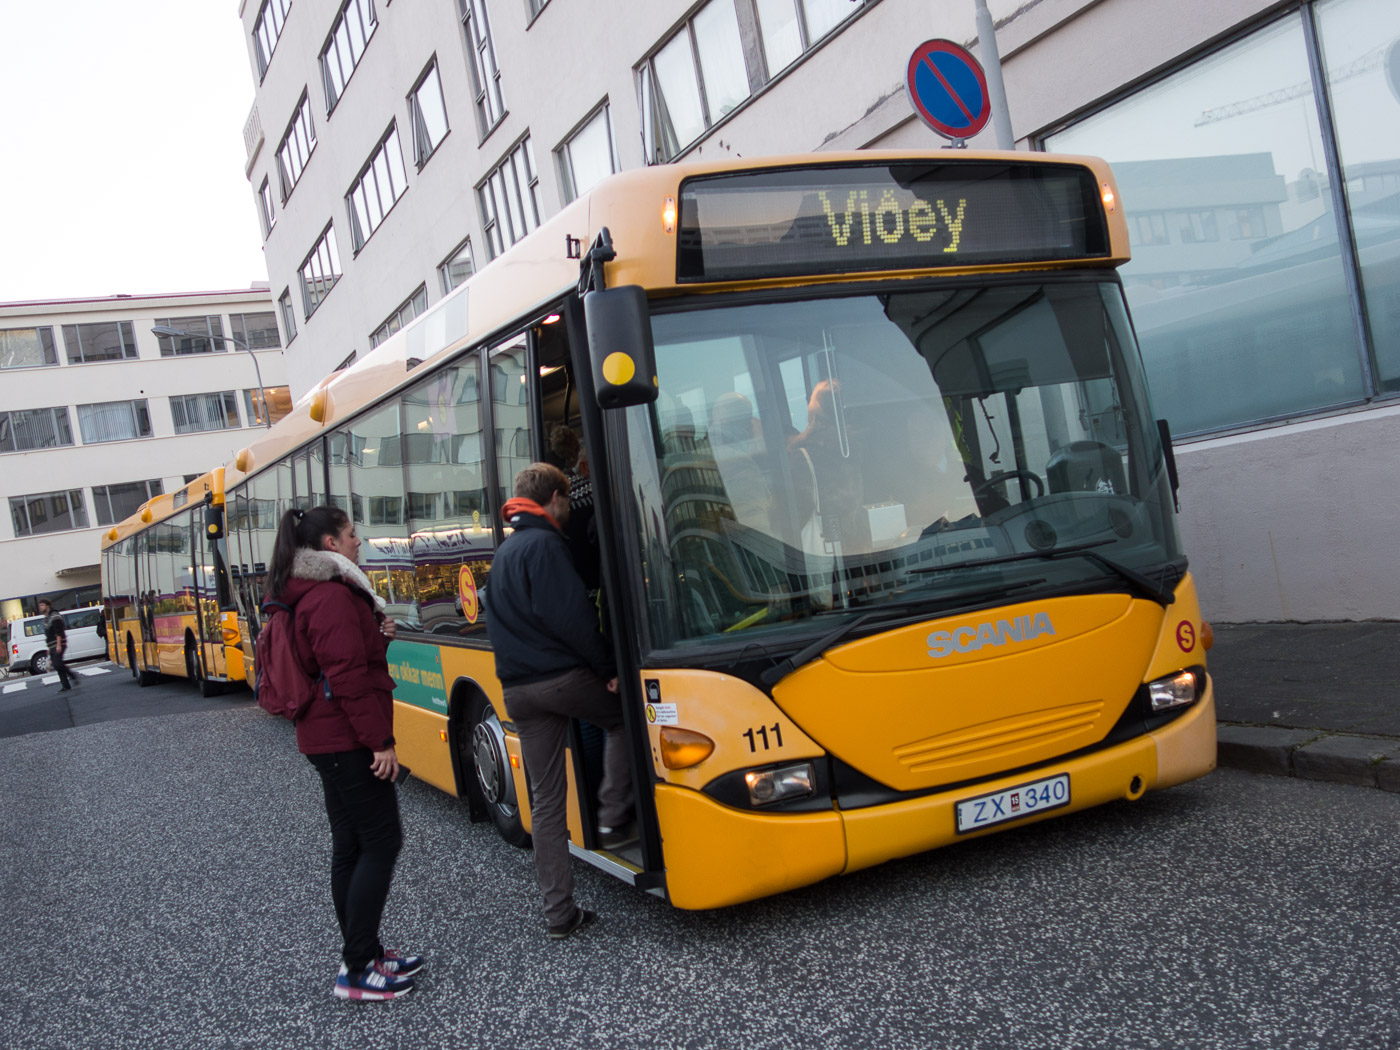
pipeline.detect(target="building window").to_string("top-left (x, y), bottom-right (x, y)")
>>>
top-left (170, 392), bottom-right (241, 434)
top-left (525, 0), bottom-right (549, 20)
top-left (458, 0), bottom-right (505, 137)
top-left (320, 0), bottom-right (378, 113)
top-left (10, 489), bottom-right (88, 538)
top-left (408, 59), bottom-right (450, 168)
top-left (1131, 212), bottom-right (1170, 247)
top-left (277, 92), bottom-right (318, 202)
top-left (1178, 209), bottom-right (1219, 243)
top-left (754, 0), bottom-right (854, 76)
top-left (299, 223), bottom-right (343, 317)
top-left (370, 285), bottom-right (428, 347)
top-left (230, 311), bottom-right (282, 349)
top-left (334, 350), bottom-right (358, 371)
top-left (253, 0), bottom-right (292, 79)
top-left (1044, 9), bottom-right (1370, 435)
top-left (243, 386), bottom-right (293, 427)
top-left (258, 178), bottom-right (276, 238)
top-left (278, 288), bottom-right (298, 342)
top-left (61, 321), bottom-right (137, 364)
top-left (92, 480), bottom-right (163, 527)
top-left (369, 495), bottom-right (403, 525)
top-left (0, 407), bottom-right (74, 453)
top-left (0, 326), bottom-right (57, 369)
top-left (347, 125), bottom-right (409, 252)
top-left (478, 135), bottom-right (541, 259)
top-left (438, 237), bottom-right (475, 295)
top-left (640, 0), bottom-right (867, 164)
top-left (155, 315), bottom-right (227, 356)
top-left (557, 103), bottom-right (617, 202)
top-left (640, 0), bottom-right (751, 164)
top-left (1230, 206), bottom-right (1267, 240)
top-left (77, 400), bottom-right (152, 444)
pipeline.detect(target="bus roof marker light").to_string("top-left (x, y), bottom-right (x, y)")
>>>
top-left (542, 313), bottom-right (561, 324)
top-left (659, 726), bottom-right (714, 769)
top-left (662, 196), bottom-right (677, 234)
top-left (1101, 182), bottom-right (1116, 213)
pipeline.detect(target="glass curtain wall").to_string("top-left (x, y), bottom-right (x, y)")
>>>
top-left (1046, 0), bottom-right (1399, 434)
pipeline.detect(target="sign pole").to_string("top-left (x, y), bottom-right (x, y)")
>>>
top-left (974, 0), bottom-right (1015, 149)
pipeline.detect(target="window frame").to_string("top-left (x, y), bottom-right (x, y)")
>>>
top-left (92, 480), bottom-right (163, 527)
top-left (169, 391), bottom-right (243, 435)
top-left (319, 0), bottom-right (378, 115)
top-left (0, 406), bottom-right (75, 454)
top-left (556, 101), bottom-right (618, 203)
top-left (0, 325), bottom-right (57, 370)
top-left (477, 134), bottom-right (542, 260)
top-left (76, 399), bottom-right (153, 445)
top-left (438, 236), bottom-right (475, 295)
top-left (258, 177), bottom-right (276, 238)
top-left (408, 57), bottom-right (451, 169)
top-left (154, 315), bottom-right (227, 357)
top-left (299, 222), bottom-right (344, 319)
top-left (345, 122), bottom-right (409, 253)
top-left (253, 0), bottom-right (292, 80)
top-left (369, 285), bottom-right (428, 348)
top-left (276, 91), bottom-right (318, 203)
top-left (9, 488), bottom-right (89, 538)
top-left (61, 321), bottom-right (138, 364)
top-left (458, 0), bottom-right (506, 140)
top-left (230, 311), bottom-right (282, 350)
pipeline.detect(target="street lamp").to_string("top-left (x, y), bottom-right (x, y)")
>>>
top-left (151, 325), bottom-right (273, 428)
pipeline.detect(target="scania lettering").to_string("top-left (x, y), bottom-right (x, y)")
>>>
top-left (926, 612), bottom-right (1056, 658)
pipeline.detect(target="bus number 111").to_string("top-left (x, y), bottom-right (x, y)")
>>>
top-left (743, 723), bottom-right (784, 752)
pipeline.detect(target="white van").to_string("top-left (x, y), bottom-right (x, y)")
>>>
top-left (7, 607), bottom-right (108, 675)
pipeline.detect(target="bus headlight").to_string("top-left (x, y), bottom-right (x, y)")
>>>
top-left (1147, 670), bottom-right (1199, 712)
top-left (744, 763), bottom-right (815, 806)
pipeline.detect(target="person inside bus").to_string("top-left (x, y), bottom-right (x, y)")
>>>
top-left (484, 462), bottom-right (633, 941)
top-left (789, 380), bottom-right (871, 554)
top-left (264, 505), bottom-right (422, 1001)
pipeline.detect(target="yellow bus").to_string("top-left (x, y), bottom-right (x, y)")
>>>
top-left (99, 470), bottom-right (242, 695)
top-left (103, 150), bottom-right (1216, 908)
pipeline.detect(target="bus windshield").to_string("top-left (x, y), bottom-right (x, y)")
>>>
top-left (624, 278), bottom-right (1183, 651)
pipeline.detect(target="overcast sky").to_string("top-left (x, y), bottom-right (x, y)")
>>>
top-left (1, 1), bottom-right (268, 303)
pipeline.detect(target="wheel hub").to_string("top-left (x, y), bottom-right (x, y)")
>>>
top-left (472, 722), bottom-right (505, 804)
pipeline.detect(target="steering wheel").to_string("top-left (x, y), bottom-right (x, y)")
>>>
top-left (972, 469), bottom-right (1045, 501)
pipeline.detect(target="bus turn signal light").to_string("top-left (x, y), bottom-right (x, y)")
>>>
top-left (659, 727), bottom-right (714, 769)
top-left (662, 196), bottom-right (677, 234)
top-left (1201, 621), bottom-right (1215, 650)
top-left (1101, 182), bottom-right (1117, 213)
top-left (221, 625), bottom-right (241, 647)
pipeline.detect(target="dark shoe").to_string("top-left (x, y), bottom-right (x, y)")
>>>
top-left (59, 686), bottom-right (72, 692)
top-left (598, 821), bottom-right (638, 850)
top-left (547, 908), bottom-right (597, 940)
top-left (377, 948), bottom-right (424, 977)
top-left (334, 964), bottom-right (414, 1000)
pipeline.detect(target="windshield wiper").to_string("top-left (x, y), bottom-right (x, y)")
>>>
top-left (907, 538), bottom-right (1174, 606)
top-left (758, 577), bottom-right (1048, 687)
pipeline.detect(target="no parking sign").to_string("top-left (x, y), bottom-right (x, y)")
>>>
top-left (906, 39), bottom-right (991, 144)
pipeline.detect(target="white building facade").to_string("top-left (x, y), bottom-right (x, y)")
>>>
top-left (0, 288), bottom-right (290, 621)
top-left (238, 0), bottom-right (1400, 622)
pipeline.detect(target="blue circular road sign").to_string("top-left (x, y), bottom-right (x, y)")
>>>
top-left (906, 39), bottom-right (991, 142)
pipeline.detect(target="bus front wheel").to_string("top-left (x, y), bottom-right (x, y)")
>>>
top-left (460, 693), bottom-right (531, 849)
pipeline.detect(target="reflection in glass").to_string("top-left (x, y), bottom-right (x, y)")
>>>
top-left (403, 362), bottom-right (494, 637)
top-left (348, 402), bottom-right (416, 622)
top-left (653, 28), bottom-right (706, 152)
top-left (1317, 0), bottom-right (1400, 391)
top-left (692, 0), bottom-right (750, 120)
top-left (1046, 14), bottom-right (1364, 433)
top-left (490, 341), bottom-right (532, 510)
top-left (627, 286), bottom-right (1180, 650)
top-left (756, 0), bottom-right (802, 74)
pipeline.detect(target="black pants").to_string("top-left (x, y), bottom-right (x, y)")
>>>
top-left (51, 647), bottom-right (72, 688)
top-left (306, 749), bottom-right (403, 971)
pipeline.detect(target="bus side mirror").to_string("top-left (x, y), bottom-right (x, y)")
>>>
top-left (584, 286), bottom-right (658, 409)
top-left (1156, 418), bottom-right (1180, 511)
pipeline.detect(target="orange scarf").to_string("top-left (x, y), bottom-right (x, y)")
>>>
top-left (502, 496), bottom-right (562, 531)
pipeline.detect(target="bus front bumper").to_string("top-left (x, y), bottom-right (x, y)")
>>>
top-left (655, 684), bottom-right (1216, 910)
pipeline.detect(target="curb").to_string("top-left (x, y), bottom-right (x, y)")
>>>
top-left (1216, 724), bottom-right (1400, 792)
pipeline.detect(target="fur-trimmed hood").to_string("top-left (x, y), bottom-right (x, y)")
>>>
top-left (290, 548), bottom-right (387, 613)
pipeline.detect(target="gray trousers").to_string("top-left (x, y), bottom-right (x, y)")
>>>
top-left (503, 666), bottom-right (632, 926)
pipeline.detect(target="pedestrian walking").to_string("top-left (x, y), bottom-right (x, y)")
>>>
top-left (484, 462), bottom-right (634, 940)
top-left (264, 505), bottom-right (422, 1001)
top-left (37, 599), bottom-right (76, 690)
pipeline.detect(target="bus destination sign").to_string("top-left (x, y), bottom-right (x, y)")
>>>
top-left (676, 162), bottom-right (1109, 283)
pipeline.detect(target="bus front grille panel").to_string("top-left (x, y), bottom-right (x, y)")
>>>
top-left (893, 700), bottom-right (1105, 773)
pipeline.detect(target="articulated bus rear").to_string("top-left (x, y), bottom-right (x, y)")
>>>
top-left (99, 470), bottom-right (242, 696)
top-left (579, 152), bottom-right (1216, 908)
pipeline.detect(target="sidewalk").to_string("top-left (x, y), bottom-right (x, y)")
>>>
top-left (1209, 622), bottom-right (1400, 792)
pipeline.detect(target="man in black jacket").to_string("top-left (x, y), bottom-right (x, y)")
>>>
top-left (484, 462), bottom-right (633, 940)
top-left (37, 599), bottom-right (76, 691)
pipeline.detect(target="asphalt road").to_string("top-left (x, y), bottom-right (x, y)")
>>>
top-left (0, 668), bottom-right (1397, 1049)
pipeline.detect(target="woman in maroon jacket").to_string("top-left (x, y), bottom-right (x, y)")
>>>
top-left (265, 505), bottom-right (422, 1001)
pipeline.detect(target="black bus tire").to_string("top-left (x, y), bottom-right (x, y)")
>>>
top-left (460, 692), bottom-right (531, 849)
